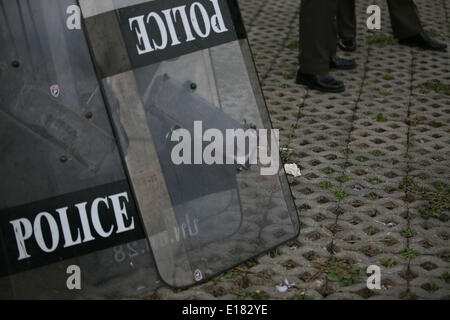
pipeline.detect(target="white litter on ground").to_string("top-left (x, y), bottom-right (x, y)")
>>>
top-left (284, 164), bottom-right (301, 177)
top-left (275, 279), bottom-right (296, 293)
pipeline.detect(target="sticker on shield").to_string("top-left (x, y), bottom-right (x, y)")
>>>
top-left (50, 84), bottom-right (60, 98)
top-left (194, 269), bottom-right (203, 282)
top-left (0, 0), bottom-right (158, 299)
top-left (80, 0), bottom-right (299, 288)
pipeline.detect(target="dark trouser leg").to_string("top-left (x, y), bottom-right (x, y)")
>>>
top-left (299, 0), bottom-right (338, 74)
top-left (337, 0), bottom-right (356, 39)
top-left (387, 0), bottom-right (423, 39)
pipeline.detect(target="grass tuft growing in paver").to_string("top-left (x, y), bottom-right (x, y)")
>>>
top-left (367, 192), bottom-right (381, 200)
top-left (379, 90), bottom-right (392, 96)
top-left (250, 290), bottom-right (269, 300)
top-left (318, 181), bottom-right (332, 190)
top-left (437, 251), bottom-right (450, 262)
top-left (386, 237), bottom-right (399, 246)
top-left (283, 70), bottom-right (297, 80)
top-left (369, 178), bottom-right (382, 185)
top-left (356, 155), bottom-right (369, 162)
top-left (380, 257), bottom-right (397, 268)
top-left (400, 177), bottom-right (449, 221)
top-left (268, 248), bottom-right (280, 258)
top-left (298, 204), bottom-right (311, 212)
top-left (441, 272), bottom-right (450, 284)
top-left (294, 294), bottom-right (315, 300)
top-left (333, 190), bottom-right (348, 200)
top-left (337, 174), bottom-right (351, 183)
top-left (402, 248), bottom-right (420, 261)
top-left (323, 258), bottom-right (363, 287)
top-left (366, 227), bottom-right (379, 236)
top-left (424, 29), bottom-right (446, 39)
top-left (370, 150), bottom-right (386, 157)
top-left (322, 167), bottom-right (335, 174)
top-left (401, 229), bottom-right (416, 238)
top-left (419, 80), bottom-right (450, 96)
top-left (421, 282), bottom-right (439, 293)
top-left (376, 113), bottom-right (388, 122)
top-left (285, 40), bottom-right (299, 50)
top-left (367, 33), bottom-right (395, 46)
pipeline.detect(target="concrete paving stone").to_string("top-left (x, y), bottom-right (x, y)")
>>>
top-left (350, 120), bottom-right (409, 153)
top-left (407, 154), bottom-right (450, 171)
top-left (338, 196), bottom-right (409, 223)
top-left (361, 72), bottom-right (412, 99)
top-left (408, 233), bottom-right (450, 256)
top-left (301, 96), bottom-right (358, 118)
top-left (408, 266), bottom-right (450, 299)
top-left (292, 168), bottom-right (345, 190)
top-left (355, 106), bottom-right (409, 127)
top-left (291, 120), bottom-right (351, 141)
top-left (346, 151), bottom-right (408, 170)
top-left (292, 116), bottom-right (352, 137)
top-left (410, 255), bottom-right (450, 279)
top-left (306, 85), bottom-right (363, 102)
top-left (409, 130), bottom-right (450, 156)
top-left (415, 0), bottom-right (449, 32)
top-left (292, 158), bottom-right (349, 181)
top-left (333, 234), bottom-right (406, 259)
top-left (408, 165), bottom-right (450, 182)
top-left (412, 73), bottom-right (450, 96)
top-left (365, 46), bottom-right (412, 74)
top-left (328, 276), bottom-right (407, 299)
top-left (293, 199), bottom-right (343, 221)
top-left (408, 152), bottom-right (450, 168)
top-left (285, 152), bottom-right (347, 175)
top-left (410, 93), bottom-right (450, 114)
top-left (348, 138), bottom-right (407, 158)
top-left (408, 208), bottom-right (449, 231)
top-left (342, 165), bottom-right (407, 191)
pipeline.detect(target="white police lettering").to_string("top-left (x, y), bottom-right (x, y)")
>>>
top-left (129, 0), bottom-right (229, 55)
top-left (9, 192), bottom-right (134, 261)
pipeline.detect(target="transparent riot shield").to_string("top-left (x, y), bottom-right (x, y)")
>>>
top-left (80, 0), bottom-right (299, 288)
top-left (0, 0), bottom-right (159, 299)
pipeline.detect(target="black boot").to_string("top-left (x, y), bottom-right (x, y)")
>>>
top-left (399, 31), bottom-right (447, 51)
top-left (330, 55), bottom-right (357, 70)
top-left (296, 71), bottom-right (345, 93)
top-left (338, 38), bottom-right (357, 52)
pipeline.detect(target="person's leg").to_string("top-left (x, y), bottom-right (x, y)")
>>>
top-left (337, 0), bottom-right (356, 40)
top-left (386, 0), bottom-right (422, 39)
top-left (299, 0), bottom-right (338, 74)
top-left (337, 0), bottom-right (357, 51)
top-left (387, 0), bottom-right (447, 51)
top-left (297, 0), bottom-right (356, 92)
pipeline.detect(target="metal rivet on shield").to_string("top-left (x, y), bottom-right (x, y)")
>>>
top-left (190, 82), bottom-right (197, 90)
top-left (11, 60), bottom-right (20, 68)
top-left (60, 155), bottom-right (68, 163)
top-left (85, 112), bottom-right (93, 119)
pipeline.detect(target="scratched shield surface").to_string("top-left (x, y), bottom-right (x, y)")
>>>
top-left (0, 0), bottom-right (159, 299)
top-left (79, 0), bottom-right (299, 288)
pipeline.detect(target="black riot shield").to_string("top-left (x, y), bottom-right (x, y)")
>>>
top-left (0, 0), bottom-right (159, 299)
top-left (79, 0), bottom-right (299, 288)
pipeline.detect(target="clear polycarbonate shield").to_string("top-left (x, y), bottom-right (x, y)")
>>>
top-left (0, 0), bottom-right (158, 299)
top-left (80, 0), bottom-right (299, 288)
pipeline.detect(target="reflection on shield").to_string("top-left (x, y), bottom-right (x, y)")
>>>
top-left (81, 0), bottom-right (300, 288)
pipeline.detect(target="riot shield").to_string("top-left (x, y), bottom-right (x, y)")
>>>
top-left (0, 0), bottom-right (159, 299)
top-left (79, 0), bottom-right (300, 288)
